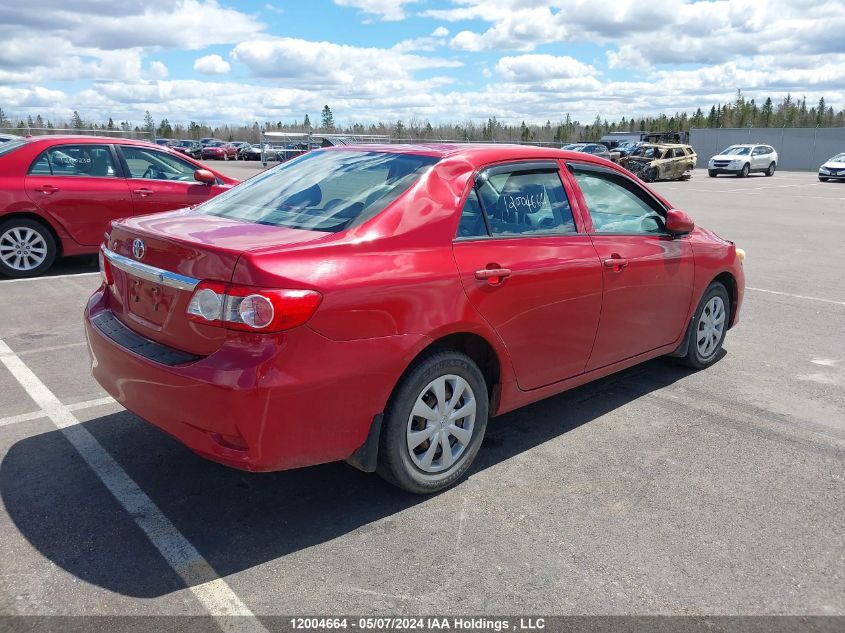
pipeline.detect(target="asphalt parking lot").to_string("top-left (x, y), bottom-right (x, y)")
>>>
top-left (0, 166), bottom-right (842, 626)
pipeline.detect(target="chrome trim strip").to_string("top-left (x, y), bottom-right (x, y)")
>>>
top-left (103, 247), bottom-right (200, 291)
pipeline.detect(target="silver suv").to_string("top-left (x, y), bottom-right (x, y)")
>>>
top-left (708, 144), bottom-right (778, 177)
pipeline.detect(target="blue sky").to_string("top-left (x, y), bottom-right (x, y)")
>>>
top-left (1, 0), bottom-right (843, 127)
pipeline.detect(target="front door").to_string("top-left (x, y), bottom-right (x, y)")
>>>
top-left (452, 161), bottom-right (603, 390)
top-left (116, 145), bottom-right (223, 215)
top-left (566, 163), bottom-right (695, 371)
top-left (24, 143), bottom-right (132, 246)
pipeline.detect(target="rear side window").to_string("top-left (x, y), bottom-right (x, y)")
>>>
top-left (200, 150), bottom-right (439, 232)
top-left (35, 145), bottom-right (117, 178)
top-left (475, 169), bottom-right (576, 237)
top-left (0, 140), bottom-right (27, 157)
top-left (456, 189), bottom-right (487, 238)
top-left (28, 152), bottom-right (52, 175)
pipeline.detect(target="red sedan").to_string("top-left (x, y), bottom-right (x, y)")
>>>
top-left (0, 136), bottom-right (238, 277)
top-left (201, 142), bottom-right (238, 161)
top-left (85, 144), bottom-right (745, 493)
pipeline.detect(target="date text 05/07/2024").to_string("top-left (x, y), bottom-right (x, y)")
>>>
top-left (289, 617), bottom-right (547, 631)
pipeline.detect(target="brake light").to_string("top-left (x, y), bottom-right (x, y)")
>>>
top-left (99, 246), bottom-right (114, 285)
top-left (186, 282), bottom-right (322, 332)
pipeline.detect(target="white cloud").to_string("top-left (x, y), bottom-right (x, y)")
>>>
top-left (431, 26), bottom-right (449, 37)
top-left (232, 37), bottom-right (461, 86)
top-left (193, 54), bottom-right (231, 75)
top-left (333, 0), bottom-right (417, 21)
top-left (495, 55), bottom-right (595, 82)
top-left (149, 61), bottom-right (169, 78)
top-left (264, 3), bottom-right (284, 14)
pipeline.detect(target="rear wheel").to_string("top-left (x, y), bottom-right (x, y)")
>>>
top-left (765, 162), bottom-right (776, 177)
top-left (679, 282), bottom-right (730, 369)
top-left (0, 218), bottom-right (56, 278)
top-left (738, 163), bottom-right (750, 178)
top-left (377, 351), bottom-right (488, 494)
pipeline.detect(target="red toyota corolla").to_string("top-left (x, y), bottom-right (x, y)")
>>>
top-left (85, 144), bottom-right (745, 493)
top-left (0, 136), bottom-right (238, 277)
top-left (201, 142), bottom-right (238, 161)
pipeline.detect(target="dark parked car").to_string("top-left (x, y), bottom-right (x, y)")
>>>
top-left (563, 143), bottom-right (611, 161)
top-left (172, 140), bottom-right (202, 159)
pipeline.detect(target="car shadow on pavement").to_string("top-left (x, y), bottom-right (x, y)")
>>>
top-left (1, 355), bottom-right (718, 598)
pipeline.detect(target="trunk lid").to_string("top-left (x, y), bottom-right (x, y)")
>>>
top-left (105, 208), bottom-right (329, 355)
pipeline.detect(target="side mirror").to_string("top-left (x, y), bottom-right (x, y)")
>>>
top-left (194, 169), bottom-right (215, 185)
top-left (666, 209), bottom-right (694, 235)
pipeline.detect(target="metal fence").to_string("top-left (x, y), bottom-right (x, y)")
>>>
top-left (0, 127), bottom-right (154, 141)
top-left (689, 127), bottom-right (845, 171)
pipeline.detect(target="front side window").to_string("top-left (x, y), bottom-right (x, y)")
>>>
top-left (41, 145), bottom-right (117, 177)
top-left (572, 168), bottom-right (666, 235)
top-left (200, 150), bottom-right (439, 232)
top-left (120, 146), bottom-right (199, 181)
top-left (476, 169), bottom-right (576, 237)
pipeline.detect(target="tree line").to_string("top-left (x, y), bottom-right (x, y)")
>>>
top-left (1, 93), bottom-right (843, 145)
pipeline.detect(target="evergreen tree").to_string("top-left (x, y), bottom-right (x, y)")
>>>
top-left (70, 110), bottom-right (84, 129)
top-left (304, 113), bottom-right (311, 130)
top-left (320, 106), bottom-right (334, 130)
top-left (107, 117), bottom-right (115, 130)
top-left (0, 107), bottom-right (9, 128)
top-left (143, 110), bottom-right (155, 132)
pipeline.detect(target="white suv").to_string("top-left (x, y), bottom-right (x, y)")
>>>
top-left (708, 144), bottom-right (778, 177)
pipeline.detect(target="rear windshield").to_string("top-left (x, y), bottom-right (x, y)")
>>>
top-left (0, 140), bottom-right (27, 157)
top-left (200, 150), bottom-right (439, 232)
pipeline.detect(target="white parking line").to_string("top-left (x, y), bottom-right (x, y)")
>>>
top-left (0, 272), bottom-right (100, 284)
top-left (0, 340), bottom-right (268, 632)
top-left (747, 287), bottom-right (845, 307)
top-left (0, 395), bottom-right (117, 427)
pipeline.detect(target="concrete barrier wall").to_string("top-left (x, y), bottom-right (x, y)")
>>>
top-left (689, 127), bottom-right (845, 171)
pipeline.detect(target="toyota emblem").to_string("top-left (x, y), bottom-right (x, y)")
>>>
top-left (132, 238), bottom-right (145, 260)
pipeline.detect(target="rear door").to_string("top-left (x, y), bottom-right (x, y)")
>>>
top-left (24, 143), bottom-right (132, 246)
top-left (452, 161), bottom-right (603, 390)
top-left (565, 163), bottom-right (694, 371)
top-left (116, 144), bottom-right (224, 215)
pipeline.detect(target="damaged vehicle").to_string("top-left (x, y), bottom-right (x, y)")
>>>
top-left (619, 143), bottom-right (697, 182)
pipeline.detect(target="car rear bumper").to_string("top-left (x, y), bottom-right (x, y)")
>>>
top-left (84, 287), bottom-right (427, 472)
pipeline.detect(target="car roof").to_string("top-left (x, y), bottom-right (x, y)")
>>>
top-left (324, 143), bottom-right (607, 162)
top-left (18, 135), bottom-right (160, 147)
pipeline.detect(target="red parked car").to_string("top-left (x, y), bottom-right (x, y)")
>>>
top-left (201, 142), bottom-right (238, 161)
top-left (85, 144), bottom-right (745, 493)
top-left (0, 136), bottom-right (239, 277)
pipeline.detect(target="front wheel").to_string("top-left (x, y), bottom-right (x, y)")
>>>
top-left (0, 218), bottom-right (57, 278)
top-left (819, 177), bottom-right (829, 182)
top-left (738, 163), bottom-right (750, 177)
top-left (708, 170), bottom-right (717, 177)
top-left (678, 282), bottom-right (730, 369)
top-left (377, 351), bottom-right (488, 494)
top-left (765, 162), bottom-right (776, 176)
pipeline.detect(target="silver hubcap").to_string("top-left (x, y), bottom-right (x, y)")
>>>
top-left (696, 296), bottom-right (726, 358)
top-left (406, 374), bottom-right (476, 474)
top-left (0, 227), bottom-right (48, 271)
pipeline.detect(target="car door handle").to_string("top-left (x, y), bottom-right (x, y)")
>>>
top-left (475, 268), bottom-right (512, 282)
top-left (133, 188), bottom-right (154, 196)
top-left (603, 257), bottom-right (628, 271)
top-left (38, 185), bottom-right (59, 194)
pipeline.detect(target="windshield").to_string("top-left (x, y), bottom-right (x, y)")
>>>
top-left (200, 150), bottom-right (439, 232)
top-left (0, 139), bottom-right (27, 157)
top-left (829, 153), bottom-right (845, 162)
top-left (721, 146), bottom-right (751, 156)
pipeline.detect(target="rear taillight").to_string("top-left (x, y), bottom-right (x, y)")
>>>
top-left (99, 246), bottom-right (114, 285)
top-left (186, 282), bottom-right (322, 332)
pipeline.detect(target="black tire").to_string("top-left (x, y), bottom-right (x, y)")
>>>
top-left (678, 282), bottom-right (730, 370)
top-left (708, 170), bottom-right (717, 177)
top-left (0, 218), bottom-right (57, 278)
top-left (765, 162), bottom-right (776, 177)
top-left (819, 177), bottom-right (829, 182)
top-left (377, 351), bottom-right (489, 494)
top-left (738, 163), bottom-right (750, 178)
